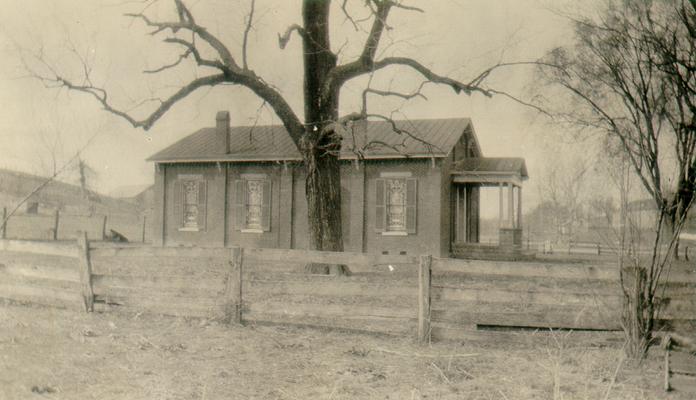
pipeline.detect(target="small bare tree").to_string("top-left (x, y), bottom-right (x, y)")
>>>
top-left (538, 0), bottom-right (696, 357)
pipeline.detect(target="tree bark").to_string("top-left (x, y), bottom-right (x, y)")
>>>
top-left (301, 0), bottom-right (348, 275)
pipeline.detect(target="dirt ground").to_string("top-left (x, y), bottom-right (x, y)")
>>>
top-left (0, 303), bottom-right (689, 400)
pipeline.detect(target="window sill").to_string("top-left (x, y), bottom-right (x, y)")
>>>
top-left (178, 227), bottom-right (200, 232)
top-left (241, 229), bottom-right (264, 234)
top-left (381, 231), bottom-right (408, 236)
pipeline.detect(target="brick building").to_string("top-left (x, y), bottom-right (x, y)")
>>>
top-left (148, 112), bottom-right (528, 257)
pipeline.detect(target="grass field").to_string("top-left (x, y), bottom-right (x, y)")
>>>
top-left (0, 303), bottom-right (690, 400)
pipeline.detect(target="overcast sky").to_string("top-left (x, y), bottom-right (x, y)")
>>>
top-left (0, 0), bottom-right (584, 209)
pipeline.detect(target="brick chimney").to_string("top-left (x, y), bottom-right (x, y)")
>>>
top-left (216, 111), bottom-right (230, 154)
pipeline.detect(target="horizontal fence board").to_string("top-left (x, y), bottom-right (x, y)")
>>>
top-left (90, 246), bottom-right (230, 258)
top-left (92, 275), bottom-right (225, 298)
top-left (431, 307), bottom-right (621, 331)
top-left (244, 261), bottom-right (418, 275)
top-left (93, 298), bottom-right (214, 319)
top-left (659, 298), bottom-right (696, 318)
top-left (432, 271), bottom-right (621, 295)
top-left (0, 240), bottom-right (77, 258)
top-left (93, 293), bottom-right (219, 318)
top-left (431, 286), bottom-right (622, 308)
top-left (671, 352), bottom-right (696, 376)
top-left (243, 293), bottom-right (415, 311)
top-left (0, 271), bottom-right (81, 292)
top-left (0, 261), bottom-right (79, 283)
top-left (430, 323), bottom-right (625, 347)
top-left (90, 256), bottom-right (228, 277)
top-left (670, 374), bottom-right (696, 393)
top-left (245, 270), bottom-right (417, 284)
top-left (92, 285), bottom-right (220, 306)
top-left (244, 311), bottom-right (414, 336)
top-left (433, 258), bottom-right (619, 281)
top-left (244, 247), bottom-right (418, 269)
top-left (0, 282), bottom-right (82, 309)
top-left (247, 301), bottom-right (415, 319)
top-left (246, 277), bottom-right (416, 298)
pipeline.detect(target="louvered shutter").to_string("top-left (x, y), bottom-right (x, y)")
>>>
top-left (197, 181), bottom-right (207, 230)
top-left (233, 179), bottom-right (246, 230)
top-left (174, 180), bottom-right (184, 228)
top-left (261, 180), bottom-right (271, 232)
top-left (406, 178), bottom-right (417, 234)
top-left (375, 179), bottom-right (386, 232)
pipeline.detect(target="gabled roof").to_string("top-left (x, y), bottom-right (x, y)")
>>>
top-left (147, 118), bottom-right (477, 163)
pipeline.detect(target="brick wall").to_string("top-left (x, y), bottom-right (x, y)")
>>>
top-left (163, 163), bottom-right (227, 247)
top-left (157, 158), bottom-right (451, 257)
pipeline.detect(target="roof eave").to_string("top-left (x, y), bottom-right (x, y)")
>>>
top-left (150, 152), bottom-right (449, 164)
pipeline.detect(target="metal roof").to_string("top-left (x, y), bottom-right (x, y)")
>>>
top-left (147, 118), bottom-right (477, 163)
top-left (451, 157), bottom-right (529, 185)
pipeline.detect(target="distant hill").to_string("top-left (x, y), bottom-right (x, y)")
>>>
top-left (0, 168), bottom-right (139, 216)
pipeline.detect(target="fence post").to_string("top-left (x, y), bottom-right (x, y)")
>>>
top-left (53, 209), bottom-right (60, 240)
top-left (1, 207), bottom-right (6, 239)
top-left (223, 247), bottom-right (244, 324)
top-left (418, 254), bottom-right (432, 343)
top-left (141, 216), bottom-right (147, 243)
top-left (101, 215), bottom-right (108, 241)
top-left (597, 242), bottom-right (601, 256)
top-left (76, 231), bottom-right (94, 312)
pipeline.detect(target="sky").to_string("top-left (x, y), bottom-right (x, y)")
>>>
top-left (0, 0), bottom-right (583, 209)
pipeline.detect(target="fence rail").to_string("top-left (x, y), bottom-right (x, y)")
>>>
top-left (0, 238), bottom-right (694, 346)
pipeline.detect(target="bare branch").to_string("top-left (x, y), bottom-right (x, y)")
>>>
top-left (143, 49), bottom-right (192, 74)
top-left (242, 0), bottom-right (256, 70)
top-left (56, 73), bottom-right (227, 130)
top-left (278, 24), bottom-right (306, 49)
top-left (125, 2), bottom-right (238, 69)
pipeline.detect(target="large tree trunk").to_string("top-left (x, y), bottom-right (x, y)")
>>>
top-left (301, 0), bottom-right (349, 274)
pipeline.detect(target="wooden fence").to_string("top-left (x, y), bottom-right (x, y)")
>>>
top-left (1, 238), bottom-right (694, 345)
top-left (0, 207), bottom-right (148, 242)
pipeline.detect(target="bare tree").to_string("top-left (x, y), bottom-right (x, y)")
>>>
top-left (538, 0), bottom-right (696, 358)
top-left (21, 0), bottom-right (541, 261)
top-left (537, 155), bottom-right (590, 243)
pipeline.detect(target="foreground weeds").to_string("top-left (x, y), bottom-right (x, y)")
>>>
top-left (0, 304), bottom-right (689, 400)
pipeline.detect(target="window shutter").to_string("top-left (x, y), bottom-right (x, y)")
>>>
top-left (375, 179), bottom-right (386, 232)
top-left (233, 179), bottom-right (246, 230)
top-left (174, 180), bottom-right (184, 228)
top-left (406, 178), bottom-right (417, 234)
top-left (261, 180), bottom-right (271, 232)
top-left (197, 181), bottom-right (207, 230)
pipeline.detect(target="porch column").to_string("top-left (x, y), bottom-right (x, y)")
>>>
top-left (498, 183), bottom-right (504, 228)
top-left (517, 186), bottom-right (522, 229)
top-left (508, 182), bottom-right (514, 229)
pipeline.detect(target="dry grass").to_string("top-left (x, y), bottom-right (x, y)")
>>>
top-left (0, 303), bottom-right (691, 400)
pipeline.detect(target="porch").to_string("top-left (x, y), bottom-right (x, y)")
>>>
top-left (450, 158), bottom-right (531, 259)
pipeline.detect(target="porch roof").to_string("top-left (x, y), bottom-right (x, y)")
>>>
top-left (451, 157), bottom-right (528, 186)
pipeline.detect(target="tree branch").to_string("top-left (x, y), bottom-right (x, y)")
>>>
top-left (242, 0), bottom-right (256, 70)
top-left (278, 24), bottom-right (306, 49)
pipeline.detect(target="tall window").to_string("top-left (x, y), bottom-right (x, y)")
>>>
top-left (375, 176), bottom-right (417, 234)
top-left (233, 176), bottom-right (271, 232)
top-left (176, 177), bottom-right (207, 231)
top-left (246, 180), bottom-right (264, 230)
top-left (386, 179), bottom-right (407, 232)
